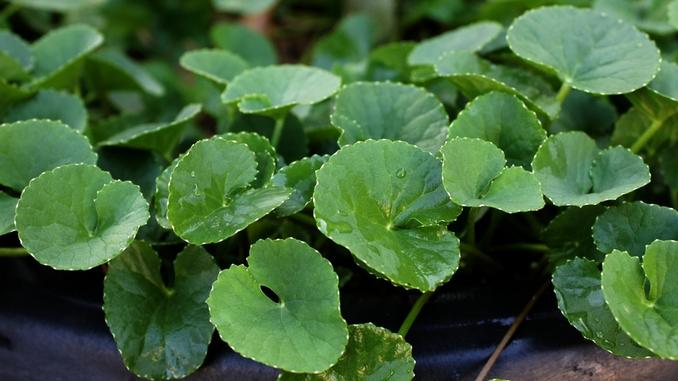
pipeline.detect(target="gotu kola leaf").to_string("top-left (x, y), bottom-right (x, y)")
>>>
top-left (0, 191), bottom-right (18, 236)
top-left (87, 48), bottom-right (165, 97)
top-left (507, 6), bottom-right (660, 95)
top-left (5, 90), bottom-right (88, 132)
top-left (154, 155), bottom-right (182, 230)
top-left (219, 131), bottom-right (276, 188)
top-left (180, 49), bottom-right (249, 85)
top-left (441, 138), bottom-right (544, 213)
top-left (313, 140), bottom-right (461, 292)
top-left (167, 137), bottom-right (290, 245)
top-left (0, 30), bottom-right (32, 81)
top-left (271, 154), bottom-right (328, 217)
top-left (207, 238), bottom-right (348, 373)
top-left (15, 164), bottom-right (149, 270)
top-left (330, 82), bottom-right (449, 153)
top-left (279, 323), bottom-right (415, 381)
top-left (602, 240), bottom-right (678, 359)
top-left (210, 22), bottom-right (277, 67)
top-left (104, 242), bottom-right (219, 380)
top-left (0, 119), bottom-right (97, 191)
top-left (532, 132), bottom-right (650, 206)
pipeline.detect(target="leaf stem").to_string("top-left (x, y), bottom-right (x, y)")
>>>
top-left (0, 247), bottom-right (29, 257)
top-left (630, 118), bottom-right (664, 154)
top-left (270, 114), bottom-right (286, 148)
top-left (474, 281), bottom-right (549, 381)
top-left (491, 243), bottom-right (550, 253)
top-left (398, 292), bottom-right (432, 337)
top-left (555, 82), bottom-right (571, 104)
top-left (465, 208), bottom-right (480, 245)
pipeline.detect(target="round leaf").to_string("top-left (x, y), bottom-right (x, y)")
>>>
top-left (313, 140), bottom-right (461, 291)
top-left (210, 22), bottom-right (277, 66)
top-left (507, 6), bottom-right (660, 94)
top-left (279, 323), bottom-right (415, 381)
top-left (532, 132), bottom-right (650, 206)
top-left (602, 241), bottom-right (678, 359)
top-left (167, 137), bottom-right (290, 244)
top-left (0, 191), bottom-right (18, 236)
top-left (553, 258), bottom-right (653, 358)
top-left (331, 82), bottom-right (449, 153)
top-left (272, 154), bottom-right (328, 217)
top-left (593, 202), bottom-right (678, 257)
top-left (222, 65), bottom-right (341, 115)
top-left (220, 131), bottom-right (276, 187)
top-left (448, 91), bottom-right (546, 168)
top-left (104, 243), bottom-right (219, 379)
top-left (180, 49), bottom-right (249, 85)
top-left (0, 120), bottom-right (97, 191)
top-left (207, 238), bottom-right (348, 373)
top-left (648, 60), bottom-right (678, 103)
top-left (5, 90), bottom-right (87, 132)
top-left (408, 21), bottom-right (502, 66)
top-left (441, 138), bottom-right (544, 213)
top-left (15, 164), bottom-right (149, 270)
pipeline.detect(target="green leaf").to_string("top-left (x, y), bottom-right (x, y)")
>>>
top-left (0, 78), bottom-right (31, 110)
top-left (448, 91), bottom-right (545, 168)
top-left (366, 42), bottom-right (415, 82)
top-left (0, 120), bottom-right (97, 191)
top-left (553, 258), bottom-right (653, 358)
top-left (212, 0), bottom-right (276, 15)
top-left (230, 113), bottom-right (309, 162)
top-left (507, 6), bottom-right (661, 95)
top-left (222, 65), bottom-right (341, 116)
top-left (279, 323), bottom-right (415, 381)
top-left (98, 104), bottom-right (201, 158)
top-left (441, 138), bottom-right (543, 213)
top-left (331, 82), bottom-right (449, 153)
top-left (408, 21), bottom-right (502, 66)
top-left (314, 140), bottom-right (461, 291)
top-left (9, 0), bottom-right (106, 12)
top-left (532, 132), bottom-right (651, 206)
top-left (0, 191), bottom-right (18, 236)
top-left (104, 242), bottom-right (218, 379)
top-left (29, 24), bottom-right (104, 89)
top-left (210, 22), bottom-right (277, 66)
top-left (167, 137), bottom-right (290, 244)
top-left (97, 147), bottom-right (162, 200)
top-left (219, 132), bottom-right (276, 188)
top-left (0, 30), bottom-right (32, 81)
top-left (207, 238), bottom-right (348, 373)
top-left (593, 0), bottom-right (675, 35)
top-left (602, 241), bottom-right (678, 359)
top-left (15, 164), bottom-right (149, 270)
top-left (312, 14), bottom-right (374, 72)
top-left (593, 202), bottom-right (678, 257)
top-left (5, 90), bottom-right (87, 132)
top-left (87, 48), bottom-right (165, 96)
top-left (626, 61), bottom-right (678, 123)
top-left (271, 155), bottom-right (328, 217)
top-left (550, 90), bottom-right (617, 141)
top-left (154, 156), bottom-right (182, 230)
top-left (543, 205), bottom-right (606, 264)
top-left (180, 49), bottom-right (249, 85)
top-left (670, 0), bottom-right (678, 28)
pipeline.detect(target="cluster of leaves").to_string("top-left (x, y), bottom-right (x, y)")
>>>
top-left (1, 0), bottom-right (678, 380)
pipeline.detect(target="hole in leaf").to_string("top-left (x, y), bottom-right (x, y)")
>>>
top-left (260, 285), bottom-right (280, 303)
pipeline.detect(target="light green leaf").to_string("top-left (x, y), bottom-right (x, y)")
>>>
top-left (507, 6), bottom-right (661, 94)
top-left (553, 258), bottom-right (653, 358)
top-left (29, 24), bottom-right (104, 89)
top-left (331, 82), bottom-right (449, 153)
top-left (272, 155), bottom-right (328, 217)
top-left (532, 132), bottom-right (651, 206)
top-left (408, 21), bottom-right (502, 66)
top-left (167, 137), bottom-right (290, 245)
top-left (448, 91), bottom-right (545, 168)
top-left (441, 138), bottom-right (543, 213)
top-left (543, 205), bottom-right (606, 264)
top-left (9, 0), bottom-right (106, 12)
top-left (87, 48), bottom-right (165, 96)
top-left (207, 238), bottom-right (348, 373)
top-left (98, 104), bottom-right (201, 158)
top-left (210, 22), bottom-right (277, 66)
top-left (602, 241), bottom-right (678, 359)
top-left (0, 120), bottom-right (97, 191)
top-left (0, 30), bottom-right (32, 81)
top-left (180, 49), bottom-right (249, 85)
top-left (5, 90), bottom-right (87, 132)
top-left (0, 191), bottom-right (18, 235)
top-left (104, 242), bottom-right (218, 380)
top-left (593, 0), bottom-right (675, 35)
top-left (593, 202), bottom-right (678, 257)
top-left (279, 323), bottom-right (414, 381)
top-left (222, 65), bottom-right (341, 116)
top-left (212, 0), bottom-right (276, 15)
top-left (15, 164), bottom-right (149, 270)
top-left (314, 140), bottom-right (461, 291)
top-left (219, 131), bottom-right (276, 188)
top-left (670, 0), bottom-right (678, 28)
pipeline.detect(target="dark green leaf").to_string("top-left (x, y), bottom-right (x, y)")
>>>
top-left (5, 90), bottom-right (87, 132)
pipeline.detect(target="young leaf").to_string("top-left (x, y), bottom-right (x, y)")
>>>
top-left (279, 323), bottom-right (415, 381)
top-left (219, 132), bottom-right (276, 187)
top-left (180, 49), bottom-right (249, 85)
top-left (104, 242), bottom-right (219, 380)
top-left (0, 30), bottom-right (32, 81)
top-left (209, 22), bottom-right (277, 66)
top-left (553, 258), bottom-right (653, 358)
top-left (167, 137), bottom-right (290, 244)
top-left (5, 90), bottom-right (88, 132)
top-left (448, 91), bottom-right (546, 168)
top-left (602, 241), bottom-right (678, 359)
top-left (87, 48), bottom-right (165, 96)
top-left (14, 164), bottom-right (149, 270)
top-left (207, 238), bottom-right (348, 373)
top-left (532, 132), bottom-right (651, 206)
top-left (271, 154), bottom-right (328, 217)
top-left (331, 82), bottom-right (449, 153)
top-left (0, 191), bottom-right (18, 236)
top-left (221, 65), bottom-right (341, 116)
top-left (593, 202), bottom-right (678, 257)
top-left (408, 21), bottom-right (502, 66)
top-left (0, 120), bottom-right (97, 191)
top-left (507, 6), bottom-right (661, 95)
top-left (313, 140), bottom-right (461, 292)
